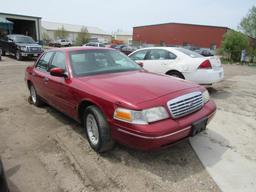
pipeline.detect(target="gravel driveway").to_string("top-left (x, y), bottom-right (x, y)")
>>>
top-left (1, 56), bottom-right (254, 192)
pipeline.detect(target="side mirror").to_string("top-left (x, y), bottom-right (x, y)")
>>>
top-left (136, 61), bottom-right (144, 67)
top-left (8, 39), bottom-right (13, 43)
top-left (50, 67), bottom-right (67, 78)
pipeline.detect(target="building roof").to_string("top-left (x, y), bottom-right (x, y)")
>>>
top-left (0, 17), bottom-right (13, 24)
top-left (0, 12), bottom-right (41, 19)
top-left (42, 21), bottom-right (111, 36)
top-left (134, 22), bottom-right (229, 30)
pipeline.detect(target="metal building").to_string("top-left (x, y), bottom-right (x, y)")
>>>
top-left (0, 12), bottom-right (41, 41)
top-left (133, 22), bottom-right (230, 49)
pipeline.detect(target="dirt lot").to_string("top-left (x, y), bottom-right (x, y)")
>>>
top-left (0, 56), bottom-right (255, 192)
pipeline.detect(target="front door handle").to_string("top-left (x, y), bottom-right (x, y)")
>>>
top-left (43, 77), bottom-right (49, 83)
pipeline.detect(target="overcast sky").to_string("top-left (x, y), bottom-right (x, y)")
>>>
top-left (0, 0), bottom-right (255, 33)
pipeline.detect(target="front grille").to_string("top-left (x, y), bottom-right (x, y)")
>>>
top-left (28, 47), bottom-right (41, 52)
top-left (167, 91), bottom-right (203, 119)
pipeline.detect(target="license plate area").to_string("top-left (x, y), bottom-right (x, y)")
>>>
top-left (191, 118), bottom-right (208, 136)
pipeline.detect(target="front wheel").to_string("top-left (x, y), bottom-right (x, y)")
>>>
top-left (167, 71), bottom-right (184, 79)
top-left (83, 106), bottom-right (114, 153)
top-left (29, 84), bottom-right (44, 107)
top-left (16, 51), bottom-right (23, 61)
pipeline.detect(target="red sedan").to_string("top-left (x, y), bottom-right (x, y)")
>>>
top-left (25, 47), bottom-right (216, 152)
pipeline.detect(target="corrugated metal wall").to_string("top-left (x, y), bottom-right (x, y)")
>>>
top-left (133, 23), bottom-right (229, 48)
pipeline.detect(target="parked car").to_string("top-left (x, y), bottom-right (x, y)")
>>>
top-left (129, 47), bottom-right (224, 85)
top-left (83, 42), bottom-right (105, 47)
top-left (110, 44), bottom-right (118, 49)
top-left (0, 158), bottom-right (9, 192)
top-left (195, 48), bottom-right (215, 57)
top-left (49, 39), bottom-right (72, 47)
top-left (114, 44), bottom-right (135, 55)
top-left (25, 47), bottom-right (216, 152)
top-left (0, 34), bottom-right (43, 60)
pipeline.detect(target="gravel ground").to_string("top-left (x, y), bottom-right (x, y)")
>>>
top-left (1, 56), bottom-right (254, 192)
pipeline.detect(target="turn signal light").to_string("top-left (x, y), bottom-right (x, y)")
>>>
top-left (114, 110), bottom-right (132, 122)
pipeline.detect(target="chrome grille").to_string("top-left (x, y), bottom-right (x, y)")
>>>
top-left (167, 92), bottom-right (203, 119)
top-left (28, 47), bottom-right (41, 52)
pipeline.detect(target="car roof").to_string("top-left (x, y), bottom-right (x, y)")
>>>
top-left (46, 46), bottom-right (114, 52)
top-left (130, 46), bottom-right (199, 58)
top-left (135, 47), bottom-right (179, 51)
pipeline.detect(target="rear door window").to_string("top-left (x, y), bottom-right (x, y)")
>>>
top-left (146, 49), bottom-right (171, 60)
top-left (176, 48), bottom-right (203, 58)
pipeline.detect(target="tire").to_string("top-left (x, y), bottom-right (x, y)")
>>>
top-left (15, 51), bottom-right (23, 61)
top-left (29, 84), bottom-right (44, 107)
top-left (167, 71), bottom-right (184, 79)
top-left (83, 106), bottom-right (114, 153)
top-left (2, 50), bottom-right (5, 56)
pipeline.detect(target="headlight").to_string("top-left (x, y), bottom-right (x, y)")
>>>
top-left (202, 90), bottom-right (210, 104)
top-left (114, 107), bottom-right (169, 125)
top-left (19, 46), bottom-right (27, 51)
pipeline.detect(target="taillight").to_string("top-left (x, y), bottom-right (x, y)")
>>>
top-left (198, 60), bottom-right (212, 69)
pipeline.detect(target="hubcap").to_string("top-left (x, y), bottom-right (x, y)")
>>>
top-left (30, 86), bottom-right (37, 104)
top-left (86, 114), bottom-right (99, 145)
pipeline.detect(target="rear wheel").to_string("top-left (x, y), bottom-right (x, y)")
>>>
top-left (167, 71), bottom-right (184, 79)
top-left (29, 84), bottom-right (44, 107)
top-left (2, 50), bottom-right (5, 56)
top-left (83, 106), bottom-right (114, 153)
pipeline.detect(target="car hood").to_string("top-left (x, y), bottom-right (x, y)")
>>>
top-left (77, 71), bottom-right (200, 105)
top-left (16, 43), bottom-right (42, 48)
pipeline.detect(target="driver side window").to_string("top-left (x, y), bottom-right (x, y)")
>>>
top-left (36, 52), bottom-right (54, 72)
top-left (49, 52), bottom-right (66, 70)
top-left (130, 50), bottom-right (148, 61)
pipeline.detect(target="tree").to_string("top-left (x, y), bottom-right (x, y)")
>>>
top-left (42, 32), bottom-right (50, 46)
top-left (239, 6), bottom-right (256, 38)
top-left (54, 25), bottom-right (68, 39)
top-left (75, 26), bottom-right (90, 45)
top-left (221, 30), bottom-right (249, 62)
top-left (42, 32), bottom-right (50, 41)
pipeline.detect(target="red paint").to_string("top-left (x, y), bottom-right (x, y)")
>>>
top-left (25, 47), bottom-right (216, 151)
top-left (133, 23), bottom-right (229, 48)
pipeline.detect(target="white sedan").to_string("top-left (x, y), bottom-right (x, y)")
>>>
top-left (129, 47), bottom-right (224, 85)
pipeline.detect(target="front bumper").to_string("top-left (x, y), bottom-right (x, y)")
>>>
top-left (111, 100), bottom-right (216, 151)
top-left (21, 51), bottom-right (43, 57)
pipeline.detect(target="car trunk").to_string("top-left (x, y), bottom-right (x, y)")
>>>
top-left (208, 56), bottom-right (222, 70)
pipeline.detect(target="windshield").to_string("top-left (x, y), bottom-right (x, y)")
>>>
top-left (13, 36), bottom-right (35, 44)
top-left (176, 48), bottom-right (203, 58)
top-left (69, 49), bottom-right (141, 76)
